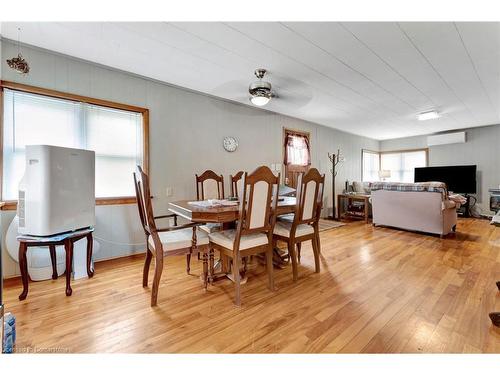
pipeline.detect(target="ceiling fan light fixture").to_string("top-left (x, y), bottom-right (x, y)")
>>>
top-left (250, 94), bottom-right (271, 106)
top-left (249, 68), bottom-right (272, 106)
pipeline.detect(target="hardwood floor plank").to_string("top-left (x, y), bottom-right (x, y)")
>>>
top-left (3, 218), bottom-right (500, 353)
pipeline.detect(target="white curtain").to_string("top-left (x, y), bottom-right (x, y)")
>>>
top-left (381, 150), bottom-right (427, 183)
top-left (85, 105), bottom-right (143, 197)
top-left (362, 150), bottom-right (380, 182)
top-left (286, 134), bottom-right (310, 166)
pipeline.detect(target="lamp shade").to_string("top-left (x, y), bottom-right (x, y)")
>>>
top-left (378, 170), bottom-right (391, 179)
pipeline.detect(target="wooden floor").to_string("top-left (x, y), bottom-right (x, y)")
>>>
top-left (3, 218), bottom-right (500, 353)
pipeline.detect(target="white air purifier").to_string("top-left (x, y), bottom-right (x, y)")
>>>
top-left (17, 145), bottom-right (96, 236)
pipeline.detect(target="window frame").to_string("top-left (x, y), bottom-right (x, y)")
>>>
top-left (0, 80), bottom-right (149, 211)
top-left (361, 148), bottom-right (429, 182)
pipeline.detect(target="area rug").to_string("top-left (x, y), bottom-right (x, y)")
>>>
top-left (318, 218), bottom-right (345, 232)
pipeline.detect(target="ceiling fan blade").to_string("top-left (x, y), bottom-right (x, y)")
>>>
top-left (271, 90), bottom-right (313, 109)
top-left (211, 80), bottom-right (248, 97)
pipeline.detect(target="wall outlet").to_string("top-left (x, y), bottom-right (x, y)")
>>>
top-left (166, 187), bottom-right (173, 197)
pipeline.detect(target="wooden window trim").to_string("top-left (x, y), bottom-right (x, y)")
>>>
top-left (0, 80), bottom-right (149, 210)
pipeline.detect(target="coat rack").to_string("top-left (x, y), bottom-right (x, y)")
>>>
top-left (328, 149), bottom-right (344, 219)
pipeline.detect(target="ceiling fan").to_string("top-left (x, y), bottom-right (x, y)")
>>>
top-left (210, 68), bottom-right (313, 111)
top-left (248, 68), bottom-right (274, 106)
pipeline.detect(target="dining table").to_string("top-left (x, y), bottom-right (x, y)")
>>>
top-left (168, 196), bottom-right (296, 283)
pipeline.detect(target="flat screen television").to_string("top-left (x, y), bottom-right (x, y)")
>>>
top-left (414, 165), bottom-right (477, 194)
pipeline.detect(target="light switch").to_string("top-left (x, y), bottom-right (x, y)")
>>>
top-left (166, 187), bottom-right (173, 197)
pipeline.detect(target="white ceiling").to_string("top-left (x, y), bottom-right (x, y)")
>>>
top-left (1, 22), bottom-right (499, 140)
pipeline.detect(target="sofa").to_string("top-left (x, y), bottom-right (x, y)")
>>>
top-left (370, 182), bottom-right (457, 237)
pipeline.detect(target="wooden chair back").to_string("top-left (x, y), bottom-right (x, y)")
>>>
top-left (134, 166), bottom-right (160, 251)
top-left (196, 170), bottom-right (225, 200)
top-left (235, 166), bottom-right (280, 247)
top-left (294, 168), bottom-right (325, 226)
top-left (230, 171), bottom-right (244, 198)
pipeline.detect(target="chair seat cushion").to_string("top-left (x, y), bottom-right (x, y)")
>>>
top-left (148, 228), bottom-right (209, 254)
top-left (199, 223), bottom-right (223, 234)
top-left (209, 229), bottom-right (268, 250)
top-left (274, 221), bottom-right (314, 238)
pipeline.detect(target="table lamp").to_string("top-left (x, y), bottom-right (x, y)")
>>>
top-left (378, 170), bottom-right (391, 181)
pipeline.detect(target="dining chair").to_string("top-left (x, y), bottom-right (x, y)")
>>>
top-left (134, 166), bottom-right (210, 307)
top-left (273, 168), bottom-right (325, 282)
top-left (230, 171), bottom-right (244, 198)
top-left (208, 166), bottom-right (280, 306)
top-left (196, 170), bottom-right (225, 238)
top-left (196, 170), bottom-right (225, 200)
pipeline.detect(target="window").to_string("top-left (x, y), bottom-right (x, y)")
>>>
top-left (2, 85), bottom-right (148, 203)
top-left (284, 133), bottom-right (310, 166)
top-left (361, 149), bottom-right (427, 183)
top-left (362, 150), bottom-right (380, 182)
top-left (283, 129), bottom-right (311, 188)
top-left (380, 150), bottom-right (427, 183)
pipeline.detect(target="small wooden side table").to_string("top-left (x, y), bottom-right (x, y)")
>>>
top-left (17, 227), bottom-right (94, 300)
top-left (337, 194), bottom-right (371, 223)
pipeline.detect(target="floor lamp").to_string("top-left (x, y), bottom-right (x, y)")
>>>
top-left (328, 149), bottom-right (344, 219)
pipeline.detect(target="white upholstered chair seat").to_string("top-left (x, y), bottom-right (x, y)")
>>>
top-left (273, 221), bottom-right (314, 238)
top-left (209, 229), bottom-right (269, 250)
top-left (148, 228), bottom-right (209, 253)
top-left (199, 223), bottom-right (223, 234)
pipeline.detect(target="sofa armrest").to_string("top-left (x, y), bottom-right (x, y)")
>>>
top-left (442, 200), bottom-right (457, 210)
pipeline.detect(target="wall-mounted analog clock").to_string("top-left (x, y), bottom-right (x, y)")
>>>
top-left (223, 136), bottom-right (238, 152)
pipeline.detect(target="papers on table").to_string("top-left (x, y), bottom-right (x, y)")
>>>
top-left (188, 199), bottom-right (239, 208)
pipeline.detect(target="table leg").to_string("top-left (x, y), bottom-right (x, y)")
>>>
top-left (337, 195), bottom-right (342, 220)
top-left (64, 239), bottom-right (73, 296)
top-left (364, 198), bottom-right (369, 224)
top-left (49, 245), bottom-right (58, 280)
top-left (18, 242), bottom-right (29, 301)
top-left (209, 247), bottom-right (215, 285)
top-left (220, 254), bottom-right (228, 273)
top-left (202, 250), bottom-right (208, 290)
top-left (86, 233), bottom-right (94, 278)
